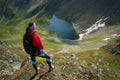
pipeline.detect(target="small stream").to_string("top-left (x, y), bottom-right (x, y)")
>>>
top-left (46, 16), bottom-right (79, 40)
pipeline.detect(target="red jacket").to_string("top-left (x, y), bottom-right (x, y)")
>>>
top-left (24, 30), bottom-right (44, 55)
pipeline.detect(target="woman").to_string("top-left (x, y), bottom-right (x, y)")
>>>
top-left (23, 22), bottom-right (54, 74)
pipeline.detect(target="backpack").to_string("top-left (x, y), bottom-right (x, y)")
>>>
top-left (23, 34), bottom-right (39, 54)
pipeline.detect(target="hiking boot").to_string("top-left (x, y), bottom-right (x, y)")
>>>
top-left (49, 63), bottom-right (54, 72)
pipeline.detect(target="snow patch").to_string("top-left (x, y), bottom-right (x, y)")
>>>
top-left (78, 17), bottom-right (109, 40)
top-left (103, 34), bottom-right (120, 41)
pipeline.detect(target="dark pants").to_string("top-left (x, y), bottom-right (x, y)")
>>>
top-left (30, 51), bottom-right (52, 73)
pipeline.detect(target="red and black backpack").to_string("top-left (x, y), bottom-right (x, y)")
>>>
top-left (23, 34), bottom-right (39, 54)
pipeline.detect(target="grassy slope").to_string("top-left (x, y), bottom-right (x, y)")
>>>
top-left (0, 0), bottom-right (120, 79)
top-left (0, 16), bottom-right (63, 79)
top-left (0, 14), bottom-right (120, 79)
top-left (8, 45), bottom-right (120, 80)
top-left (0, 12), bottom-right (120, 79)
top-left (6, 24), bottom-right (120, 80)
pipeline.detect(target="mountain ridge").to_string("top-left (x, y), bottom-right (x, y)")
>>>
top-left (0, 0), bottom-right (120, 27)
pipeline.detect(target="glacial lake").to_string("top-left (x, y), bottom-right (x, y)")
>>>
top-left (46, 16), bottom-right (78, 40)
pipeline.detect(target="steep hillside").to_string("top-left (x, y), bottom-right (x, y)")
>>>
top-left (0, 0), bottom-right (120, 80)
top-left (0, 41), bottom-right (23, 79)
top-left (0, 0), bottom-right (120, 28)
top-left (8, 42), bottom-right (120, 80)
top-left (53, 0), bottom-right (120, 33)
top-left (0, 0), bottom-right (49, 25)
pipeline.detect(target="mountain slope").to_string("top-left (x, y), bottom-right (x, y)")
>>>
top-left (0, 0), bottom-right (120, 80)
top-left (8, 44), bottom-right (120, 80)
top-left (0, 0), bottom-right (120, 28)
top-left (53, 0), bottom-right (120, 33)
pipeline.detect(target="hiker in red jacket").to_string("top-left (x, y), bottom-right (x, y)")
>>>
top-left (23, 22), bottom-right (54, 74)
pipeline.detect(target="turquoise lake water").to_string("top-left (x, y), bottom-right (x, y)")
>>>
top-left (46, 16), bottom-right (78, 40)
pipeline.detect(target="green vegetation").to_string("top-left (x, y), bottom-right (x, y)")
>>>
top-left (7, 47), bottom-right (120, 80)
top-left (0, 12), bottom-right (120, 80)
top-left (0, 0), bottom-right (120, 80)
top-left (101, 37), bottom-right (120, 55)
top-left (0, 15), bottom-right (63, 80)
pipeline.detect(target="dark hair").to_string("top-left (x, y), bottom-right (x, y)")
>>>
top-left (28, 22), bottom-right (34, 28)
top-left (25, 22), bottom-right (34, 33)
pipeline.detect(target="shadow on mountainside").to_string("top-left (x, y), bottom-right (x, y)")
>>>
top-left (29, 70), bottom-right (51, 80)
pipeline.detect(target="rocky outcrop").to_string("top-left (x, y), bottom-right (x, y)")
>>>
top-left (101, 36), bottom-right (120, 55)
top-left (0, 41), bottom-right (22, 79)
